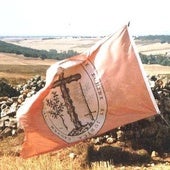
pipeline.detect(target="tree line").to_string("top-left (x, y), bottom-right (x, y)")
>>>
top-left (0, 40), bottom-right (79, 60)
top-left (135, 35), bottom-right (170, 44)
top-left (140, 53), bottom-right (170, 66)
top-left (135, 35), bottom-right (170, 66)
top-left (0, 40), bottom-right (170, 66)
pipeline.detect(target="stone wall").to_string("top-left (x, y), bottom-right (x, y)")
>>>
top-left (0, 75), bottom-right (45, 138)
top-left (90, 75), bottom-right (170, 153)
top-left (0, 74), bottom-right (170, 154)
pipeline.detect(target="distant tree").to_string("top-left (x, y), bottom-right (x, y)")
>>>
top-left (0, 40), bottom-right (79, 60)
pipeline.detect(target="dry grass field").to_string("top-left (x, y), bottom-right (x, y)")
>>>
top-left (136, 39), bottom-right (170, 55)
top-left (1, 133), bottom-right (170, 170)
top-left (0, 51), bottom-right (170, 85)
top-left (0, 53), bottom-right (56, 84)
top-left (4, 36), bottom-right (170, 55)
top-left (3, 37), bottom-right (100, 53)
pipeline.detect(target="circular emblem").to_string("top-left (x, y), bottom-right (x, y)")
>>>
top-left (42, 60), bottom-right (107, 143)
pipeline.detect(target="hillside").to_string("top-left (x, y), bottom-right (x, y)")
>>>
top-left (1, 36), bottom-right (170, 66)
top-left (2, 37), bottom-right (100, 53)
top-left (2, 35), bottom-right (170, 56)
top-left (0, 40), bottom-right (79, 60)
top-left (0, 37), bottom-right (170, 169)
top-left (0, 52), bottom-right (56, 65)
top-left (0, 53), bottom-right (56, 84)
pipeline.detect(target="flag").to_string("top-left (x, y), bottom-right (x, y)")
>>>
top-left (17, 25), bottom-right (160, 158)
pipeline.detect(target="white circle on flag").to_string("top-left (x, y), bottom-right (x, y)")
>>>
top-left (42, 59), bottom-right (107, 143)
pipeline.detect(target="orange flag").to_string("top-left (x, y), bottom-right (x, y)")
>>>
top-left (17, 25), bottom-right (160, 158)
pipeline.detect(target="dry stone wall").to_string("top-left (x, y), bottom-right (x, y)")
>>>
top-left (0, 74), bottom-right (170, 154)
top-left (90, 75), bottom-right (170, 153)
top-left (0, 75), bottom-right (45, 138)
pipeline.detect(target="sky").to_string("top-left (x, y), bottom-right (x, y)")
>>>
top-left (0, 0), bottom-right (169, 36)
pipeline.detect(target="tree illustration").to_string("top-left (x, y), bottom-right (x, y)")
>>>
top-left (45, 91), bottom-right (68, 130)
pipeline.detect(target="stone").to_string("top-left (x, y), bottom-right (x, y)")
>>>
top-left (116, 129), bottom-right (124, 141)
top-left (151, 151), bottom-right (159, 158)
top-left (69, 152), bottom-right (76, 159)
top-left (106, 137), bottom-right (116, 144)
top-left (0, 75), bottom-right (46, 138)
top-left (0, 120), bottom-right (4, 129)
top-left (0, 127), bottom-right (12, 138)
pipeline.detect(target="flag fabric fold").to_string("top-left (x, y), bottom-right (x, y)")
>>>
top-left (17, 25), bottom-right (160, 158)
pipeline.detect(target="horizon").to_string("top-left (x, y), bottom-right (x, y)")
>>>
top-left (1, 34), bottom-right (170, 38)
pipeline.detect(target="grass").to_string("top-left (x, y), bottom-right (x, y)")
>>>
top-left (1, 64), bottom-right (170, 86)
top-left (0, 64), bottom-right (48, 74)
top-left (0, 64), bottom-right (49, 85)
top-left (0, 133), bottom-right (170, 170)
top-left (0, 134), bottom-right (118, 170)
top-left (0, 133), bottom-right (89, 170)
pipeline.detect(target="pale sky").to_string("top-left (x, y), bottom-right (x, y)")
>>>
top-left (0, 0), bottom-right (169, 36)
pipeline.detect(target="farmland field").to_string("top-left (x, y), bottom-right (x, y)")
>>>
top-left (3, 36), bottom-right (170, 55)
top-left (0, 52), bottom-right (170, 85)
top-left (1, 36), bottom-right (170, 82)
top-left (0, 53), bottom-right (56, 84)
